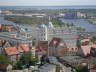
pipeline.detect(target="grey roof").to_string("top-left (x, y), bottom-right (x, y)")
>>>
top-left (61, 56), bottom-right (83, 63)
top-left (38, 64), bottom-right (56, 72)
top-left (61, 56), bottom-right (96, 64)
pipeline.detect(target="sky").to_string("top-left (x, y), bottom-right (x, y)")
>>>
top-left (0, 0), bottom-right (96, 6)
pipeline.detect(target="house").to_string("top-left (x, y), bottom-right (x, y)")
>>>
top-left (0, 40), bottom-right (12, 54)
top-left (5, 25), bottom-right (19, 32)
top-left (0, 40), bottom-right (19, 54)
top-left (77, 45), bottom-right (92, 57)
top-left (0, 64), bottom-right (12, 72)
top-left (30, 17), bottom-right (77, 49)
top-left (0, 40), bottom-right (6, 53)
top-left (38, 64), bottom-right (56, 72)
top-left (64, 12), bottom-right (77, 19)
top-left (89, 70), bottom-right (96, 72)
top-left (81, 39), bottom-right (90, 45)
top-left (60, 56), bottom-right (88, 66)
top-left (18, 44), bottom-right (30, 52)
top-left (77, 39), bottom-right (96, 57)
top-left (4, 44), bottom-right (30, 64)
top-left (4, 46), bottom-right (20, 64)
top-left (88, 64), bottom-right (96, 72)
top-left (67, 47), bottom-right (78, 56)
top-left (36, 41), bottom-right (48, 55)
top-left (49, 37), bottom-right (68, 57)
top-left (90, 43), bottom-right (96, 57)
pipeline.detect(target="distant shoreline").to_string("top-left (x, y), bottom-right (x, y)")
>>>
top-left (0, 5), bottom-right (96, 10)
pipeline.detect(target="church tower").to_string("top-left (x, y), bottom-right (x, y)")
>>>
top-left (48, 16), bottom-right (54, 28)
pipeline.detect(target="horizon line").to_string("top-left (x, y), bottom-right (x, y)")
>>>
top-left (0, 5), bottom-right (96, 6)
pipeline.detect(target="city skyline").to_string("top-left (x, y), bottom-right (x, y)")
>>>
top-left (0, 0), bottom-right (96, 6)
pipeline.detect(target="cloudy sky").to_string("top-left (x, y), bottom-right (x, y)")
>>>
top-left (0, 0), bottom-right (96, 6)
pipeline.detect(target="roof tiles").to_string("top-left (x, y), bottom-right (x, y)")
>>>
top-left (4, 46), bottom-right (19, 55)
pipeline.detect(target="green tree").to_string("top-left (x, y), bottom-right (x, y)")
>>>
top-left (91, 36), bottom-right (96, 43)
top-left (75, 65), bottom-right (88, 72)
top-left (77, 40), bottom-right (81, 48)
top-left (1, 28), bottom-right (9, 32)
top-left (16, 52), bottom-right (38, 69)
top-left (0, 54), bottom-right (11, 64)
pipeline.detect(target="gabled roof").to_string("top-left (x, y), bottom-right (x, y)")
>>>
top-left (49, 37), bottom-right (61, 47)
top-left (4, 47), bottom-right (19, 55)
top-left (0, 40), bottom-right (6, 47)
top-left (18, 46), bottom-right (24, 53)
top-left (3, 41), bottom-right (11, 48)
top-left (36, 41), bottom-right (48, 54)
top-left (81, 45), bottom-right (92, 56)
top-left (19, 44), bottom-right (29, 52)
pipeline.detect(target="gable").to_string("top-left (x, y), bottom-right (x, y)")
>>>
top-left (78, 47), bottom-right (85, 56)
top-left (3, 42), bottom-right (11, 48)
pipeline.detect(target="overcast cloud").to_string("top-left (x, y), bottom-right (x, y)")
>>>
top-left (0, 0), bottom-right (96, 6)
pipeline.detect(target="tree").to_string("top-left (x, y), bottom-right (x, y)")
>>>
top-left (0, 54), bottom-right (11, 64)
top-left (1, 28), bottom-right (9, 32)
top-left (77, 40), bottom-right (81, 48)
top-left (29, 57), bottom-right (38, 66)
top-left (15, 52), bottom-right (38, 69)
top-left (91, 36), bottom-right (96, 43)
top-left (75, 65), bottom-right (88, 72)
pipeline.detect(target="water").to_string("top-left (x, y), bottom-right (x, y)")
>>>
top-left (60, 18), bottom-right (96, 32)
top-left (0, 15), bottom-right (32, 30)
top-left (0, 5), bottom-right (96, 32)
top-left (0, 15), bottom-right (96, 32)
top-left (0, 5), bottom-right (96, 10)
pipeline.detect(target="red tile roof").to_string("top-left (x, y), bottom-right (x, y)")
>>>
top-left (5, 25), bottom-right (19, 30)
top-left (4, 47), bottom-right (19, 55)
top-left (19, 44), bottom-right (29, 52)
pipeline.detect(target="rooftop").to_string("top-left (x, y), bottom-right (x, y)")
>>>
top-left (61, 56), bottom-right (96, 64)
top-left (4, 46), bottom-right (19, 55)
top-left (38, 64), bottom-right (56, 72)
top-left (19, 44), bottom-right (29, 52)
